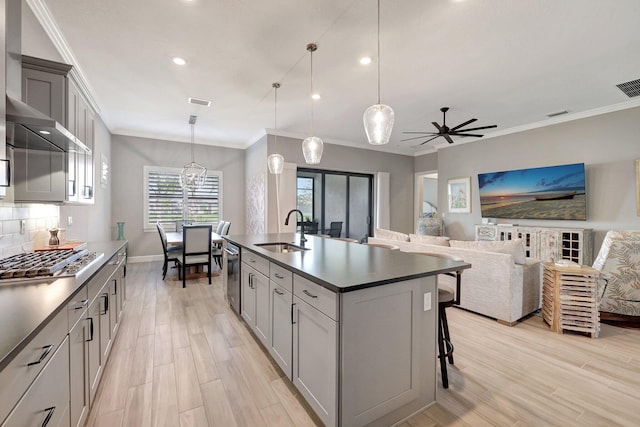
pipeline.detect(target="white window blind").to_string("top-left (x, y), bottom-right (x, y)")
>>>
top-left (144, 166), bottom-right (222, 229)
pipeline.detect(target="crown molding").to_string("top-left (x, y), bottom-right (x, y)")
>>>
top-left (26, 0), bottom-right (101, 115)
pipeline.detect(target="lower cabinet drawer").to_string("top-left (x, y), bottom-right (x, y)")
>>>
top-left (294, 275), bottom-right (339, 321)
top-left (1, 336), bottom-right (70, 427)
top-left (0, 308), bottom-right (68, 424)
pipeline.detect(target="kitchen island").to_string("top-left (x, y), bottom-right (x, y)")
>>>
top-left (225, 233), bottom-right (470, 427)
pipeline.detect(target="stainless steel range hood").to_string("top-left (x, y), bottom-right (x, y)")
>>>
top-left (6, 95), bottom-right (90, 153)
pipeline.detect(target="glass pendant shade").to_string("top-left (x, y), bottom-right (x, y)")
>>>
top-left (363, 103), bottom-right (395, 145)
top-left (302, 136), bottom-right (324, 164)
top-left (267, 153), bottom-right (284, 174)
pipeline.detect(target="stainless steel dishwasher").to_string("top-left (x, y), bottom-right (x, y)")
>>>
top-left (222, 241), bottom-right (240, 314)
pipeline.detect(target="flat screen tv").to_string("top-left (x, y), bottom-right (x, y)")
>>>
top-left (478, 163), bottom-right (586, 220)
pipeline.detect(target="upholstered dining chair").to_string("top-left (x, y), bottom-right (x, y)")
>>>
top-left (327, 221), bottom-right (343, 238)
top-left (215, 221), bottom-right (226, 235)
top-left (156, 222), bottom-right (182, 280)
top-left (407, 251), bottom-right (463, 389)
top-left (177, 225), bottom-right (213, 288)
top-left (213, 221), bottom-right (232, 268)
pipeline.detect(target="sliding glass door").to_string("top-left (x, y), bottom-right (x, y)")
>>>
top-left (297, 168), bottom-right (373, 241)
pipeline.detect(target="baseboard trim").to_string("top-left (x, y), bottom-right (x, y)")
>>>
top-left (128, 255), bottom-right (163, 263)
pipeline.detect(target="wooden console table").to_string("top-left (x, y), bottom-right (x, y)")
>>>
top-left (542, 262), bottom-right (600, 338)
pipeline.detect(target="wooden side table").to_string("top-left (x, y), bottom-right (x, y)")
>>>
top-left (542, 262), bottom-right (600, 338)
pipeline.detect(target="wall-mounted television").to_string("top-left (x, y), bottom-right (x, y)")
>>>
top-left (478, 163), bottom-right (586, 220)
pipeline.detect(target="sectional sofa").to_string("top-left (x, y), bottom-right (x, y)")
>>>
top-left (369, 229), bottom-right (541, 325)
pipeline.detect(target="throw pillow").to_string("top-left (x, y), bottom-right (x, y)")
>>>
top-left (374, 228), bottom-right (410, 242)
top-left (449, 239), bottom-right (526, 264)
top-left (409, 234), bottom-right (450, 247)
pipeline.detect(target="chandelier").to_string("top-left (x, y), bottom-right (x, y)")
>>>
top-left (179, 115), bottom-right (207, 191)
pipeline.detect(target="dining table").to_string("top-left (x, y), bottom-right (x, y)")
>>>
top-left (165, 231), bottom-right (224, 246)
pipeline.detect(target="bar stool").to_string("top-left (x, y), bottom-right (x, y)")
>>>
top-left (406, 251), bottom-right (462, 389)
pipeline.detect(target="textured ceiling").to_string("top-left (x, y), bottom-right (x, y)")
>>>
top-left (35, 0), bottom-right (640, 155)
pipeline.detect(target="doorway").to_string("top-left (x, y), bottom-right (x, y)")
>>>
top-left (297, 168), bottom-right (374, 241)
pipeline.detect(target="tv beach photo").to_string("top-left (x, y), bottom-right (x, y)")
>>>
top-left (478, 163), bottom-right (587, 220)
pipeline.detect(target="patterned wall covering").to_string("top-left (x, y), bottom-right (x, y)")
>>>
top-left (246, 173), bottom-right (265, 234)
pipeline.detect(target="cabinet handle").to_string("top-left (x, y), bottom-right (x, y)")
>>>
top-left (41, 406), bottom-right (56, 427)
top-left (101, 292), bottom-right (109, 315)
top-left (27, 345), bottom-right (54, 366)
top-left (249, 273), bottom-right (254, 289)
top-left (291, 303), bottom-right (296, 325)
top-left (87, 317), bottom-right (94, 342)
top-left (74, 299), bottom-right (88, 310)
top-left (274, 288), bottom-right (284, 296)
top-left (302, 289), bottom-right (318, 299)
top-left (112, 279), bottom-right (117, 295)
top-left (274, 273), bottom-right (284, 279)
top-left (249, 258), bottom-right (256, 263)
top-left (69, 179), bottom-right (76, 196)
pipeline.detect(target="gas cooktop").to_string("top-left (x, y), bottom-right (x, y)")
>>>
top-left (0, 249), bottom-right (103, 282)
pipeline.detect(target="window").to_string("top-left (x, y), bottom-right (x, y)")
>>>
top-left (144, 166), bottom-right (222, 230)
top-left (296, 177), bottom-right (314, 220)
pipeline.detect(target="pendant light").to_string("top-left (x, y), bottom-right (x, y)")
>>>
top-left (180, 115), bottom-right (207, 191)
top-left (267, 82), bottom-right (285, 174)
top-left (302, 43), bottom-right (324, 164)
top-left (363, 0), bottom-right (395, 145)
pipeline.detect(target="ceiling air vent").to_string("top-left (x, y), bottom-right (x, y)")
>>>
top-left (188, 97), bottom-right (212, 107)
top-left (616, 79), bottom-right (640, 98)
top-left (546, 110), bottom-right (568, 118)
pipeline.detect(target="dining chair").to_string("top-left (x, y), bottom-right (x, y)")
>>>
top-left (327, 221), bottom-right (343, 238)
top-left (177, 224), bottom-right (213, 288)
top-left (156, 222), bottom-right (182, 280)
top-left (176, 220), bottom-right (192, 232)
top-left (213, 221), bottom-right (231, 268)
top-left (215, 221), bottom-right (226, 234)
top-left (407, 251), bottom-right (463, 389)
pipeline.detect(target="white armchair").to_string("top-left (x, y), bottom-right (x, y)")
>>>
top-left (592, 231), bottom-right (640, 317)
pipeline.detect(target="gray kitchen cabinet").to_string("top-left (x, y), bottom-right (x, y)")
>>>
top-left (98, 289), bottom-right (112, 366)
top-left (241, 250), bottom-right (271, 347)
top-left (1, 336), bottom-right (70, 427)
top-left (86, 295), bottom-right (102, 406)
top-left (68, 313), bottom-right (89, 427)
top-left (269, 282), bottom-right (293, 379)
top-left (292, 294), bottom-right (338, 427)
top-left (240, 261), bottom-right (270, 348)
top-left (21, 59), bottom-right (70, 125)
top-left (109, 277), bottom-right (119, 337)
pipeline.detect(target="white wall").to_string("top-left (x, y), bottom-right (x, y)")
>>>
top-left (425, 106), bottom-right (640, 250)
top-left (111, 135), bottom-right (245, 258)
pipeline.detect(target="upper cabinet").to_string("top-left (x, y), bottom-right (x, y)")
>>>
top-left (16, 55), bottom-right (95, 204)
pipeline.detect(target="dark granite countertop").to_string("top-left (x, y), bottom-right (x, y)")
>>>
top-left (0, 240), bottom-right (127, 372)
top-left (225, 233), bottom-right (470, 293)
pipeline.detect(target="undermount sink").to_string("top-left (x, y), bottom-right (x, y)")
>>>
top-left (255, 242), bottom-right (309, 253)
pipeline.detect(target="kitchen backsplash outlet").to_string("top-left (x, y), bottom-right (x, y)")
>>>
top-left (0, 202), bottom-right (60, 257)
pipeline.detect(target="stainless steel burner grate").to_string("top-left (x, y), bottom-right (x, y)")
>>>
top-left (0, 249), bottom-right (93, 279)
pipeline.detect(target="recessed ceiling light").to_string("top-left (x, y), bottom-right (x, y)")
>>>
top-left (172, 57), bottom-right (186, 66)
top-left (312, 93), bottom-right (321, 100)
top-left (360, 56), bottom-right (372, 65)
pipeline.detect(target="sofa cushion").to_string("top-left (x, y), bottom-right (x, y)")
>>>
top-left (374, 228), bottom-right (410, 242)
top-left (449, 239), bottom-right (526, 264)
top-left (409, 234), bottom-right (450, 246)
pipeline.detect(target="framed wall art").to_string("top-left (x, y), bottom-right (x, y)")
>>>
top-left (448, 177), bottom-right (471, 213)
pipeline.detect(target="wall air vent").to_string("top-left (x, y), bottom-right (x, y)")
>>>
top-left (546, 110), bottom-right (569, 118)
top-left (616, 79), bottom-right (640, 98)
top-left (188, 97), bottom-right (212, 107)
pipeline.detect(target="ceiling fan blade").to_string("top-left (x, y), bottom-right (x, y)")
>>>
top-left (454, 124), bottom-right (497, 132)
top-left (444, 134), bottom-right (455, 144)
top-left (431, 122), bottom-right (443, 131)
top-left (402, 131), bottom-right (439, 134)
top-left (401, 134), bottom-right (439, 142)
top-left (450, 118), bottom-right (477, 131)
top-left (449, 133), bottom-right (484, 137)
top-left (418, 135), bottom-right (441, 145)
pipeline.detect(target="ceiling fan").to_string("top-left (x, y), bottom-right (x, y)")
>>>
top-left (402, 107), bottom-right (497, 145)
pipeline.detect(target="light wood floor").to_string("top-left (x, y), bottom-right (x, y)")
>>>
top-left (86, 262), bottom-right (640, 427)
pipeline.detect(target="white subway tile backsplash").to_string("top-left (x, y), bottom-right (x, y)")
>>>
top-left (0, 204), bottom-right (59, 257)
